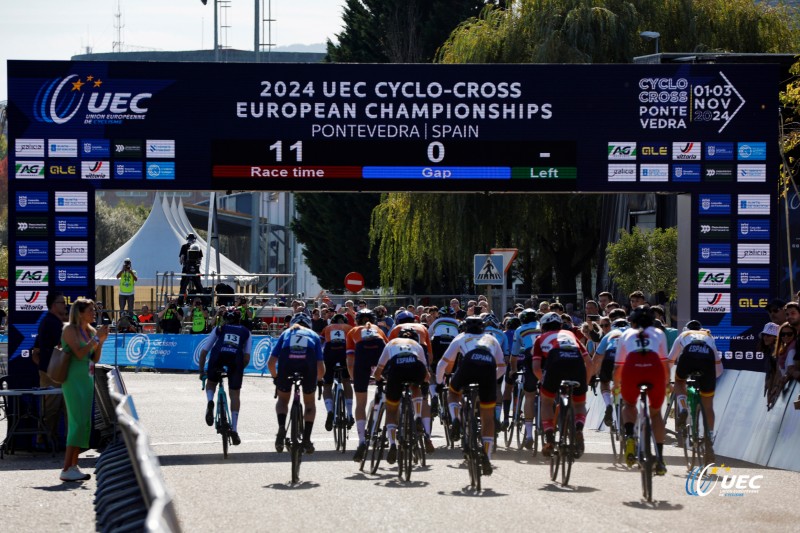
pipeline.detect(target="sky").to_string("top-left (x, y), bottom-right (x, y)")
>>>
top-left (0, 0), bottom-right (347, 102)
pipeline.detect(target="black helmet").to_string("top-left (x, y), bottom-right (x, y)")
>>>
top-left (685, 319), bottom-right (702, 331)
top-left (439, 306), bottom-right (455, 317)
top-left (519, 308), bottom-right (537, 324)
top-left (505, 316), bottom-right (521, 330)
top-left (186, 232), bottom-right (197, 243)
top-left (397, 327), bottom-right (420, 343)
top-left (628, 305), bottom-right (655, 329)
top-left (356, 308), bottom-right (376, 325)
top-left (331, 313), bottom-right (348, 325)
top-left (464, 315), bottom-right (484, 334)
top-left (482, 313), bottom-right (501, 330)
top-left (395, 310), bottom-right (415, 324)
top-left (224, 306), bottom-right (241, 323)
top-left (290, 312), bottom-right (311, 328)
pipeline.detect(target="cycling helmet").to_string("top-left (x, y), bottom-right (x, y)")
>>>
top-left (540, 311), bottom-right (562, 327)
top-left (685, 319), bottom-right (702, 331)
top-left (397, 327), bottom-right (420, 343)
top-left (186, 232), bottom-right (197, 243)
top-left (627, 305), bottom-right (655, 329)
top-left (505, 316), bottom-right (521, 330)
top-left (290, 312), bottom-right (312, 328)
top-left (439, 306), bottom-right (455, 317)
top-left (223, 306), bottom-right (241, 323)
top-left (519, 308), bottom-right (537, 324)
top-left (331, 313), bottom-right (348, 325)
top-left (612, 318), bottom-right (629, 329)
top-left (356, 308), bottom-right (376, 325)
top-left (482, 313), bottom-right (501, 330)
top-left (395, 310), bottom-right (416, 324)
top-left (464, 315), bottom-right (484, 334)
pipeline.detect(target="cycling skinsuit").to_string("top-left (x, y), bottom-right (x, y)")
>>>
top-left (203, 324), bottom-right (253, 390)
top-left (346, 325), bottom-right (388, 393)
top-left (615, 326), bottom-right (668, 408)
top-left (437, 333), bottom-right (506, 407)
top-left (376, 338), bottom-right (428, 403)
top-left (320, 323), bottom-right (352, 384)
top-left (668, 330), bottom-right (721, 396)
top-left (270, 326), bottom-right (323, 394)
top-left (532, 329), bottom-right (590, 402)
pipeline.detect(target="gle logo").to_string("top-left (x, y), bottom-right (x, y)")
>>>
top-left (686, 464), bottom-right (763, 496)
top-left (33, 74), bottom-right (152, 124)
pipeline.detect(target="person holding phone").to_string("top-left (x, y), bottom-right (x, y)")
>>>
top-left (116, 258), bottom-right (138, 314)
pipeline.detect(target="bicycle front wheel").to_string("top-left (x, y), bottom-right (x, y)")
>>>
top-left (438, 390), bottom-right (453, 449)
top-left (334, 386), bottom-right (347, 453)
top-left (369, 404), bottom-right (386, 475)
top-left (290, 401), bottom-right (303, 484)
top-left (399, 397), bottom-right (414, 481)
top-left (463, 403), bottom-right (481, 491)
top-left (561, 403), bottom-right (575, 486)
top-left (219, 392), bottom-right (229, 460)
top-left (360, 400), bottom-right (376, 472)
top-left (640, 414), bottom-right (654, 502)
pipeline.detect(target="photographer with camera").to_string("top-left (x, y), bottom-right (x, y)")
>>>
top-left (116, 258), bottom-right (138, 314)
top-left (178, 233), bottom-right (204, 305)
top-left (158, 299), bottom-right (184, 334)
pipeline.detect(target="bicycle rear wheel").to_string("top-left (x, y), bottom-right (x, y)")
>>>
top-left (399, 396), bottom-right (413, 481)
top-left (334, 386), bottom-right (346, 453)
top-left (697, 401), bottom-right (713, 467)
top-left (438, 389), bottom-right (453, 449)
top-left (463, 401), bottom-right (481, 491)
top-left (640, 413), bottom-right (654, 502)
top-left (504, 384), bottom-right (518, 448)
top-left (561, 403), bottom-right (575, 486)
top-left (218, 392), bottom-right (229, 460)
top-left (290, 401), bottom-right (303, 484)
top-left (360, 400), bottom-right (376, 472)
top-left (369, 406), bottom-right (387, 475)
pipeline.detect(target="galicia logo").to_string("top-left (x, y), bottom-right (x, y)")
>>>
top-left (33, 74), bottom-right (152, 125)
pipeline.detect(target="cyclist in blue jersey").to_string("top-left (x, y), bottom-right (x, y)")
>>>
top-left (511, 308), bottom-right (541, 448)
top-left (483, 313), bottom-right (510, 430)
top-left (268, 313), bottom-right (325, 454)
top-left (428, 306), bottom-right (461, 414)
top-left (198, 307), bottom-right (253, 446)
top-left (591, 309), bottom-right (629, 426)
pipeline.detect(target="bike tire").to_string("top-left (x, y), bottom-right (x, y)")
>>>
top-left (400, 396), bottom-right (414, 481)
top-left (504, 384), bottom-right (517, 447)
top-left (438, 389), bottom-right (453, 449)
top-left (290, 400), bottom-right (303, 484)
top-left (698, 400), bottom-right (713, 468)
top-left (360, 400), bottom-right (376, 472)
top-left (616, 402), bottom-right (626, 464)
top-left (335, 386), bottom-right (347, 453)
top-left (369, 405), bottom-right (386, 475)
top-left (219, 394), bottom-right (229, 460)
top-left (610, 419), bottom-right (618, 462)
top-left (561, 403), bottom-right (575, 486)
top-left (640, 412), bottom-right (654, 502)
top-left (463, 399), bottom-right (481, 491)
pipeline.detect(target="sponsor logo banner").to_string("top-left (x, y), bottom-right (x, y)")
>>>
top-left (16, 291), bottom-right (48, 312)
top-left (54, 266), bottom-right (89, 286)
top-left (608, 142), bottom-right (637, 160)
top-left (737, 268), bottom-right (769, 289)
top-left (738, 194), bottom-right (770, 215)
top-left (16, 266), bottom-right (49, 286)
top-left (55, 191), bottom-right (88, 212)
top-left (639, 143), bottom-right (669, 160)
top-left (736, 293), bottom-right (769, 313)
top-left (608, 164), bottom-right (636, 182)
top-left (705, 142), bottom-right (734, 160)
top-left (672, 164), bottom-right (701, 182)
top-left (48, 138), bottom-right (78, 158)
top-left (673, 142), bottom-right (701, 160)
top-left (698, 243), bottom-right (730, 264)
top-left (640, 164), bottom-right (669, 182)
top-left (737, 219), bottom-right (770, 240)
top-left (81, 161), bottom-right (110, 179)
top-left (698, 219), bottom-right (731, 240)
top-left (737, 164), bottom-right (767, 183)
top-left (113, 139), bottom-right (144, 158)
top-left (81, 139), bottom-right (111, 157)
top-left (698, 194), bottom-right (730, 215)
top-left (48, 163), bottom-right (78, 178)
top-left (15, 139), bottom-right (45, 157)
top-left (15, 161), bottom-right (45, 179)
top-left (146, 139), bottom-right (175, 159)
top-left (698, 292), bottom-right (731, 314)
top-left (737, 244), bottom-right (770, 264)
top-left (114, 161), bottom-right (144, 179)
top-left (737, 142), bottom-right (767, 161)
top-left (146, 161), bottom-right (176, 180)
top-left (17, 192), bottom-right (48, 212)
top-left (698, 268), bottom-right (731, 289)
top-left (55, 216), bottom-right (89, 237)
top-left (54, 240), bottom-right (89, 262)
top-left (16, 217), bottom-right (49, 237)
top-left (704, 164), bottom-right (734, 181)
top-left (16, 241), bottom-right (48, 261)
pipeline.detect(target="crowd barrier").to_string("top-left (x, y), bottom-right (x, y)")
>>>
top-left (584, 369), bottom-right (800, 472)
top-left (94, 365), bottom-right (181, 533)
top-left (98, 333), bottom-right (275, 375)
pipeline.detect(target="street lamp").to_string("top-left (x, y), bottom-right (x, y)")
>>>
top-left (640, 31), bottom-right (661, 54)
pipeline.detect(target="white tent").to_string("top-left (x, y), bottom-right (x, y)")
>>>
top-left (95, 193), bottom-right (254, 286)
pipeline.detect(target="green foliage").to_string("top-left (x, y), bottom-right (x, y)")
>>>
top-left (0, 245), bottom-right (7, 281)
top-left (292, 193), bottom-right (382, 290)
top-left (780, 59), bottom-right (800, 203)
top-left (606, 226), bottom-right (677, 301)
top-left (95, 197), bottom-right (150, 262)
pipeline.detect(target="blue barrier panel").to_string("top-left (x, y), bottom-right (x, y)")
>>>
top-left (0, 335), bottom-right (8, 343)
top-left (98, 333), bottom-right (274, 375)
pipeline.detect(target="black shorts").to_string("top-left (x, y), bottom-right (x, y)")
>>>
top-left (384, 359), bottom-right (428, 403)
top-left (352, 340), bottom-right (385, 393)
top-left (274, 357), bottom-right (318, 394)
top-left (449, 353), bottom-right (497, 406)
top-left (323, 344), bottom-right (349, 384)
top-left (676, 344), bottom-right (717, 395)
top-left (541, 350), bottom-right (588, 400)
top-left (431, 336), bottom-right (454, 371)
top-left (522, 353), bottom-right (539, 393)
top-left (208, 352), bottom-right (244, 390)
top-left (598, 351), bottom-right (616, 383)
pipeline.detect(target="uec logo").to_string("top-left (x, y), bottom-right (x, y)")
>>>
top-left (34, 75), bottom-right (151, 124)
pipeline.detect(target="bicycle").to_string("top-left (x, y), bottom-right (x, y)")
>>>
top-left (363, 380), bottom-right (386, 474)
top-left (549, 380), bottom-right (580, 486)
top-left (397, 382), bottom-right (426, 481)
top-left (504, 371), bottom-right (524, 449)
top-left (277, 373), bottom-right (306, 484)
top-left (436, 375), bottom-right (454, 449)
top-left (634, 384), bottom-right (659, 503)
top-left (201, 371), bottom-right (232, 459)
top-left (461, 383), bottom-right (484, 491)
top-left (607, 389), bottom-right (625, 464)
top-left (331, 364), bottom-right (349, 453)
top-left (679, 374), bottom-right (713, 471)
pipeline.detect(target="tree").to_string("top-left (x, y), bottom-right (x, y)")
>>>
top-left (606, 226), bottom-right (677, 301)
top-left (95, 197), bottom-right (150, 263)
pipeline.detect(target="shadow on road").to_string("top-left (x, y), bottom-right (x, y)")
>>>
top-left (343, 471), bottom-right (395, 481)
top-left (264, 481), bottom-right (320, 490)
top-left (622, 500), bottom-right (684, 511)
top-left (437, 487), bottom-right (507, 498)
top-left (157, 449), bottom-right (367, 466)
top-left (375, 479), bottom-right (430, 489)
top-left (538, 483), bottom-right (600, 494)
top-left (32, 483), bottom-right (92, 492)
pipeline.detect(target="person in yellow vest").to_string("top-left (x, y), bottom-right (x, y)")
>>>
top-left (189, 298), bottom-right (210, 334)
top-left (116, 258), bottom-right (138, 314)
top-left (236, 296), bottom-right (255, 331)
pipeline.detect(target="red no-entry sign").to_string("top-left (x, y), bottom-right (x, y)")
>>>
top-left (344, 272), bottom-right (365, 293)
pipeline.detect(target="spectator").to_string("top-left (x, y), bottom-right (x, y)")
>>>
top-left (116, 311), bottom-right (140, 333)
top-left (450, 298), bottom-right (466, 320)
top-left (138, 304), bottom-right (155, 333)
top-left (311, 308), bottom-right (327, 334)
top-left (94, 302), bottom-right (112, 327)
top-left (760, 322), bottom-right (780, 401)
top-left (537, 301), bottom-right (550, 314)
top-left (178, 233), bottom-right (203, 305)
top-left (158, 299), bottom-right (184, 334)
top-left (629, 291), bottom-right (647, 311)
top-left (767, 321), bottom-right (797, 409)
top-left (115, 258), bottom-right (138, 314)
top-left (188, 298), bottom-right (209, 335)
top-left (605, 301), bottom-right (622, 312)
top-left (374, 305), bottom-right (394, 334)
top-left (32, 291), bottom-right (68, 447)
top-left (767, 298), bottom-right (787, 326)
top-left (652, 305), bottom-right (678, 351)
top-left (549, 302), bottom-right (564, 314)
top-left (598, 291), bottom-right (613, 315)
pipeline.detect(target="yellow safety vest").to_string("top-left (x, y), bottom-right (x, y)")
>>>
top-left (192, 308), bottom-right (206, 333)
top-left (119, 271), bottom-right (135, 294)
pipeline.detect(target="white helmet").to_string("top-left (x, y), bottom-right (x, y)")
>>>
top-left (539, 311), bottom-right (562, 326)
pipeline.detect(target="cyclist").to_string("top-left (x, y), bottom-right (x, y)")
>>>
top-left (372, 327), bottom-right (430, 464)
top-left (511, 308), bottom-right (541, 449)
top-left (320, 313), bottom-right (354, 432)
top-left (198, 307), bottom-right (253, 446)
top-left (436, 316), bottom-right (506, 475)
top-left (591, 308), bottom-right (629, 426)
top-left (268, 313), bottom-right (325, 454)
top-left (482, 313), bottom-right (510, 431)
top-left (428, 306), bottom-right (460, 414)
top-left (614, 305), bottom-right (669, 475)
top-left (348, 308), bottom-right (389, 462)
top-left (532, 312), bottom-right (592, 458)
top-left (667, 319), bottom-right (723, 461)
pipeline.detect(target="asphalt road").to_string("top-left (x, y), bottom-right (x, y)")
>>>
top-left (2, 371), bottom-right (799, 532)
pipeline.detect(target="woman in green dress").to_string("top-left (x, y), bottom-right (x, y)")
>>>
top-left (59, 298), bottom-right (108, 482)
